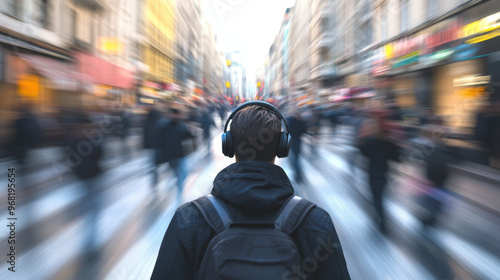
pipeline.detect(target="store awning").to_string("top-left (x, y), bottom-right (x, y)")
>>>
top-left (19, 54), bottom-right (94, 91)
top-left (76, 52), bottom-right (134, 89)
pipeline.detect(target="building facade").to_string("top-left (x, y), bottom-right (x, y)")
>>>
top-left (175, 0), bottom-right (203, 95)
top-left (289, 0), bottom-right (311, 95)
top-left (271, 0), bottom-right (497, 136)
top-left (370, 0), bottom-right (495, 133)
top-left (141, 0), bottom-right (175, 85)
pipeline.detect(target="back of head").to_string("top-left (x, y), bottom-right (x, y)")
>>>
top-left (230, 105), bottom-right (281, 162)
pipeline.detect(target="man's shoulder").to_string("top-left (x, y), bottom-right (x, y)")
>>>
top-left (298, 204), bottom-right (335, 234)
top-left (172, 198), bottom-right (335, 234)
top-left (172, 201), bottom-right (210, 231)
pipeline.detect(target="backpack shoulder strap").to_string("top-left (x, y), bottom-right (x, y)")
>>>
top-left (275, 196), bottom-right (315, 234)
top-left (192, 194), bottom-right (233, 233)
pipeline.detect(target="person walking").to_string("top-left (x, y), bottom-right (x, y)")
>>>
top-left (357, 109), bottom-right (400, 233)
top-left (151, 101), bottom-right (351, 280)
top-left (12, 104), bottom-right (42, 169)
top-left (157, 105), bottom-right (196, 201)
top-left (143, 105), bottom-right (162, 186)
top-left (286, 111), bottom-right (308, 183)
top-left (66, 117), bottom-right (104, 253)
top-left (199, 107), bottom-right (216, 154)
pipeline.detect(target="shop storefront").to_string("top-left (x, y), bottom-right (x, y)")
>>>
top-left (136, 81), bottom-right (162, 106)
top-left (372, 0), bottom-right (500, 133)
top-left (75, 52), bottom-right (135, 110)
top-left (0, 32), bottom-right (75, 143)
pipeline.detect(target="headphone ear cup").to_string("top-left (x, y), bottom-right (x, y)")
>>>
top-left (277, 132), bottom-right (291, 158)
top-left (222, 131), bottom-right (234, 158)
top-left (221, 133), bottom-right (227, 156)
top-left (285, 134), bottom-right (291, 157)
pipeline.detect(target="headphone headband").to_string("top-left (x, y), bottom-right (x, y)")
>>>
top-left (223, 101), bottom-right (290, 133)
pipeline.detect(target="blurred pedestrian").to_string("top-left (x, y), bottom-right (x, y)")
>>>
top-left (218, 102), bottom-right (227, 127)
top-left (143, 105), bottom-right (162, 185)
top-left (199, 107), bottom-right (216, 153)
top-left (417, 124), bottom-right (452, 226)
top-left (357, 109), bottom-right (400, 233)
top-left (157, 105), bottom-right (196, 201)
top-left (12, 103), bottom-right (42, 169)
top-left (66, 117), bottom-right (104, 253)
top-left (350, 109), bottom-right (367, 173)
top-left (119, 107), bottom-right (132, 157)
top-left (286, 111), bottom-right (308, 183)
top-left (388, 102), bottom-right (403, 122)
top-left (476, 102), bottom-right (500, 168)
top-left (327, 105), bottom-right (340, 136)
top-left (151, 101), bottom-right (351, 280)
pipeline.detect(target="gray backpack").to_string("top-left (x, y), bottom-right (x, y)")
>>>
top-left (193, 195), bottom-right (315, 280)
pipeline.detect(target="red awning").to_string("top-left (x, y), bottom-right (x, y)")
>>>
top-left (76, 52), bottom-right (135, 89)
top-left (19, 54), bottom-right (94, 90)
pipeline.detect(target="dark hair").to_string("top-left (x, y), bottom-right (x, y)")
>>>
top-left (230, 105), bottom-right (281, 162)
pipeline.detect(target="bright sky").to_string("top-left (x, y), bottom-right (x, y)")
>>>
top-left (202, 0), bottom-right (295, 76)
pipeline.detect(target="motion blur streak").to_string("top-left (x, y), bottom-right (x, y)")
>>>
top-left (0, 0), bottom-right (499, 279)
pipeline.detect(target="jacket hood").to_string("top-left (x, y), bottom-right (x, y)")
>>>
top-left (212, 161), bottom-right (294, 218)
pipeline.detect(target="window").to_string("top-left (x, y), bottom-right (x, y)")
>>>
top-left (427, 0), bottom-right (439, 18)
top-left (70, 9), bottom-right (77, 42)
top-left (381, 3), bottom-right (387, 41)
top-left (359, 21), bottom-right (372, 49)
top-left (0, 0), bottom-right (22, 18)
top-left (401, 0), bottom-right (408, 32)
top-left (39, 0), bottom-right (50, 29)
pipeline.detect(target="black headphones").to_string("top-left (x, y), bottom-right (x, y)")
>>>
top-left (222, 101), bottom-right (291, 158)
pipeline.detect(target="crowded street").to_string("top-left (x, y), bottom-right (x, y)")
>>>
top-left (2, 0), bottom-right (500, 279)
top-left (1, 117), bottom-right (499, 280)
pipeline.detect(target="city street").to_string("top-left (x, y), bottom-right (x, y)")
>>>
top-left (2, 0), bottom-right (500, 279)
top-left (0, 122), bottom-right (499, 280)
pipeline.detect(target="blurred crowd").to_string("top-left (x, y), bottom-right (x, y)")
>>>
top-left (2, 95), bottom-right (499, 236)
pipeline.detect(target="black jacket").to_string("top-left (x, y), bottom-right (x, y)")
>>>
top-left (157, 119), bottom-right (195, 164)
top-left (14, 112), bottom-right (42, 149)
top-left (66, 130), bottom-right (103, 179)
top-left (358, 136), bottom-right (399, 181)
top-left (287, 116), bottom-right (307, 152)
top-left (151, 161), bottom-right (351, 280)
top-left (143, 109), bottom-right (162, 149)
top-left (199, 112), bottom-right (215, 138)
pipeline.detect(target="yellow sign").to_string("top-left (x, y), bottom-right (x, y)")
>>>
top-left (226, 60), bottom-right (232, 67)
top-left (99, 37), bottom-right (123, 55)
top-left (460, 11), bottom-right (500, 39)
top-left (225, 81), bottom-right (231, 88)
top-left (385, 43), bottom-right (394, 59)
top-left (256, 81), bottom-right (261, 88)
top-left (467, 28), bottom-right (500, 44)
top-left (18, 74), bottom-right (39, 98)
top-left (456, 87), bottom-right (487, 98)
